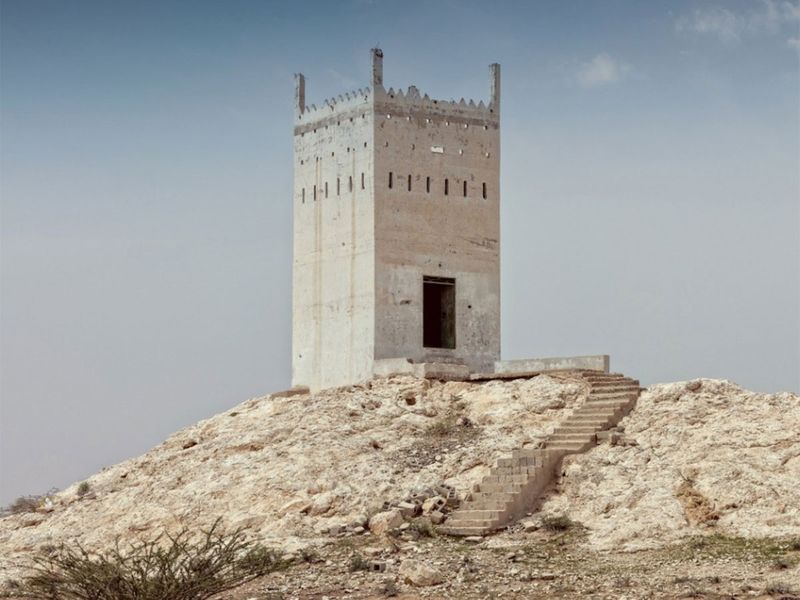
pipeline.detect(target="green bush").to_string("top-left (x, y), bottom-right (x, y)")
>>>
top-left (14, 519), bottom-right (285, 600)
top-left (76, 482), bottom-right (90, 497)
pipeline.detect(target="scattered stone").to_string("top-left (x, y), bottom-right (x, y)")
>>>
top-left (429, 510), bottom-right (445, 524)
top-left (399, 559), bottom-right (444, 586)
top-left (396, 501), bottom-right (419, 518)
top-left (308, 492), bottom-right (336, 516)
top-left (368, 510), bottom-right (404, 535)
top-left (19, 514), bottom-right (46, 528)
top-left (520, 518), bottom-right (540, 532)
top-left (422, 496), bottom-right (446, 514)
top-left (368, 560), bottom-right (386, 573)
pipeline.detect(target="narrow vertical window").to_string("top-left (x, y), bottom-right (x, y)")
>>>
top-left (444, 179), bottom-right (449, 195)
top-left (426, 177), bottom-right (431, 193)
top-left (302, 188), bottom-right (305, 203)
top-left (482, 182), bottom-right (487, 199)
top-left (389, 172), bottom-right (393, 189)
top-left (325, 181), bottom-right (328, 198)
top-left (337, 177), bottom-right (340, 196)
top-left (463, 181), bottom-right (467, 197)
top-left (349, 176), bottom-right (353, 192)
top-left (361, 173), bottom-right (365, 189)
top-left (407, 174), bottom-right (412, 191)
top-left (313, 185), bottom-right (317, 201)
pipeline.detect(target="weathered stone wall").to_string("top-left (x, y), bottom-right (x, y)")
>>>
top-left (372, 66), bottom-right (501, 372)
top-left (292, 84), bottom-right (376, 390)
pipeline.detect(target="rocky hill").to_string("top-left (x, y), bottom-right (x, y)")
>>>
top-left (1, 373), bottom-right (798, 598)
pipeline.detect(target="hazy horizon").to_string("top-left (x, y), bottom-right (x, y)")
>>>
top-left (1, 0), bottom-right (798, 505)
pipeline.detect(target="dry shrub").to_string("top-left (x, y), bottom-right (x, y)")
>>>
top-left (676, 480), bottom-right (719, 526)
top-left (541, 514), bottom-right (573, 532)
top-left (5, 496), bottom-right (40, 515)
top-left (14, 519), bottom-right (285, 600)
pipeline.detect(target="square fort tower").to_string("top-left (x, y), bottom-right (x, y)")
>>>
top-left (292, 49), bottom-right (500, 391)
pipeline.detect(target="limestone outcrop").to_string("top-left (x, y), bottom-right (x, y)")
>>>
top-left (539, 378), bottom-right (800, 551)
top-left (0, 374), bottom-right (797, 583)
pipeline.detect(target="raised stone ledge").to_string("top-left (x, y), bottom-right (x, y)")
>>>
top-left (493, 355), bottom-right (610, 376)
top-left (372, 358), bottom-right (470, 381)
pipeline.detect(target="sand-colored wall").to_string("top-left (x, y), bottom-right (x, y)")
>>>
top-left (372, 81), bottom-right (501, 372)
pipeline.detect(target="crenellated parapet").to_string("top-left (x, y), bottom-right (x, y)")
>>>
top-left (373, 83), bottom-right (498, 125)
top-left (371, 47), bottom-right (499, 123)
top-left (294, 86), bottom-right (372, 128)
top-left (294, 48), bottom-right (500, 131)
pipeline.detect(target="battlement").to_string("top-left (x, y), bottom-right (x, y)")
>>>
top-left (373, 83), bottom-right (498, 123)
top-left (295, 82), bottom-right (372, 124)
top-left (294, 48), bottom-right (500, 127)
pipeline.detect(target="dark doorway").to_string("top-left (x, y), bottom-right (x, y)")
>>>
top-left (423, 276), bottom-right (456, 349)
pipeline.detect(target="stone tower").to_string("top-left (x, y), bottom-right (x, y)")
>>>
top-left (292, 49), bottom-right (500, 391)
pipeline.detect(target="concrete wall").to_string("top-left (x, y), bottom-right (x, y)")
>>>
top-left (372, 63), bottom-right (501, 373)
top-left (291, 82), bottom-right (376, 390)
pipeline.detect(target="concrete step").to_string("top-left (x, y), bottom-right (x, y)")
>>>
top-left (509, 448), bottom-right (547, 462)
top-left (481, 478), bottom-right (533, 490)
top-left (478, 473), bottom-right (534, 486)
top-left (443, 518), bottom-right (498, 529)
top-left (548, 433), bottom-right (596, 443)
top-left (589, 386), bottom-right (639, 395)
top-left (553, 425), bottom-right (603, 434)
top-left (572, 409), bottom-right (619, 418)
top-left (583, 374), bottom-right (625, 380)
top-left (545, 440), bottom-right (595, 452)
top-left (462, 501), bottom-right (512, 511)
top-left (567, 416), bottom-right (614, 425)
top-left (452, 509), bottom-right (505, 520)
top-left (477, 482), bottom-right (526, 494)
top-left (584, 400), bottom-right (633, 408)
top-left (496, 456), bottom-right (539, 468)
top-left (492, 465), bottom-right (539, 477)
top-left (470, 491), bottom-right (518, 504)
top-left (438, 525), bottom-right (495, 536)
top-left (564, 415), bottom-right (608, 433)
top-left (440, 369), bottom-right (641, 539)
top-left (590, 379), bottom-right (639, 387)
top-left (589, 390), bottom-right (639, 399)
top-left (579, 400), bottom-right (627, 408)
top-left (589, 387), bottom-right (639, 395)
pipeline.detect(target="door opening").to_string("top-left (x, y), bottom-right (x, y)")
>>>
top-left (423, 276), bottom-right (456, 349)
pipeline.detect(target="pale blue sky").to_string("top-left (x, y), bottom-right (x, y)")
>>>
top-left (1, 0), bottom-right (798, 504)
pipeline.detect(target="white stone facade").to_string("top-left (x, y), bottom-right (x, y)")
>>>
top-left (292, 49), bottom-right (500, 391)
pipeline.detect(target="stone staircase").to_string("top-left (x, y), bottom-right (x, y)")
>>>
top-left (439, 371), bottom-right (640, 536)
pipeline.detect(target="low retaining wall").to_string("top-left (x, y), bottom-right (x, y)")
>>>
top-left (494, 354), bottom-right (609, 374)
